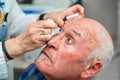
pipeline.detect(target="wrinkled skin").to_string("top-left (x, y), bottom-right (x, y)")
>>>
top-left (34, 17), bottom-right (110, 80)
top-left (5, 4), bottom-right (84, 61)
top-left (44, 4), bottom-right (84, 26)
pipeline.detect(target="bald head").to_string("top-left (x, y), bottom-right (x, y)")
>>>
top-left (64, 17), bottom-right (114, 70)
top-left (35, 17), bottom-right (114, 80)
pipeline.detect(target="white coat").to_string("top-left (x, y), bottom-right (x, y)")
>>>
top-left (0, 0), bottom-right (38, 79)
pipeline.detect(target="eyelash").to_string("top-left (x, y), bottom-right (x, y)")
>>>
top-left (65, 35), bottom-right (74, 45)
top-left (59, 28), bottom-right (74, 45)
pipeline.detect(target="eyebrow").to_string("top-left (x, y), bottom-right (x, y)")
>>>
top-left (72, 30), bottom-right (81, 37)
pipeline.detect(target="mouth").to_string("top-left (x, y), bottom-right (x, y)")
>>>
top-left (38, 50), bottom-right (53, 63)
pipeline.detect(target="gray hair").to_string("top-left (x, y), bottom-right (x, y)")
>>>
top-left (85, 24), bottom-right (114, 69)
top-left (83, 24), bottom-right (114, 80)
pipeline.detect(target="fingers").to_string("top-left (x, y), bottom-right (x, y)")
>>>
top-left (28, 20), bottom-right (58, 44)
top-left (40, 28), bottom-right (52, 35)
top-left (73, 4), bottom-right (84, 16)
top-left (42, 4), bottom-right (84, 27)
top-left (34, 34), bottom-right (52, 43)
top-left (34, 28), bottom-right (53, 43)
top-left (39, 35), bottom-right (52, 42)
top-left (64, 4), bottom-right (84, 17)
top-left (36, 19), bottom-right (57, 29)
top-left (53, 18), bottom-right (64, 27)
top-left (43, 11), bottom-right (65, 26)
top-left (14, 20), bottom-right (58, 52)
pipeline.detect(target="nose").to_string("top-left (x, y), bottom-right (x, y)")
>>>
top-left (47, 35), bottom-right (61, 50)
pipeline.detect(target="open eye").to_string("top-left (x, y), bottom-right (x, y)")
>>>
top-left (66, 37), bottom-right (73, 44)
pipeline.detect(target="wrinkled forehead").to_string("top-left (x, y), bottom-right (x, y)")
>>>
top-left (62, 17), bottom-right (113, 59)
top-left (63, 17), bottom-right (103, 45)
top-left (63, 17), bottom-right (107, 35)
top-left (64, 17), bottom-right (112, 47)
top-left (64, 18), bottom-right (91, 30)
top-left (63, 18), bottom-right (98, 38)
top-left (64, 18), bottom-right (97, 29)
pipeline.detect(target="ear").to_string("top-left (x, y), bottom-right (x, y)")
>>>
top-left (80, 60), bottom-right (102, 78)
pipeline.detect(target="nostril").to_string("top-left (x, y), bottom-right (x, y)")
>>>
top-left (47, 41), bottom-right (58, 50)
top-left (48, 43), bottom-right (58, 50)
top-left (49, 46), bottom-right (55, 49)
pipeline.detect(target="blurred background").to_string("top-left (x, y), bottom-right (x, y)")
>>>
top-left (12, 0), bottom-right (119, 80)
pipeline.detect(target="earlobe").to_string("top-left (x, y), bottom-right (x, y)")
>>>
top-left (80, 61), bottom-right (102, 78)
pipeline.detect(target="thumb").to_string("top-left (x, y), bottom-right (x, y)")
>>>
top-left (46, 19), bottom-right (58, 28)
top-left (55, 18), bottom-right (64, 27)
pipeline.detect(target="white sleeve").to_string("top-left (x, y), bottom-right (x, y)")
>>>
top-left (0, 42), bottom-right (8, 79)
top-left (6, 0), bottom-right (39, 38)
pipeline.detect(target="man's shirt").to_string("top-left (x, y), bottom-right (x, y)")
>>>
top-left (19, 63), bottom-right (46, 80)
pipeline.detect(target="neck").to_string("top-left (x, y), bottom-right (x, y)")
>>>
top-left (46, 78), bottom-right (91, 80)
top-left (80, 78), bottom-right (91, 80)
top-left (45, 74), bottom-right (92, 80)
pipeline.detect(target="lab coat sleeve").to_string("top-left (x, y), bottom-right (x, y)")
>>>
top-left (6, 0), bottom-right (39, 38)
top-left (0, 42), bottom-right (8, 79)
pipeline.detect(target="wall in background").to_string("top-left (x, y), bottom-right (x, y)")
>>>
top-left (83, 0), bottom-right (117, 41)
top-left (117, 0), bottom-right (120, 48)
top-left (83, 1), bottom-right (120, 80)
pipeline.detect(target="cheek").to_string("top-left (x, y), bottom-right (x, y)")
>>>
top-left (53, 53), bottom-right (83, 77)
top-left (55, 52), bottom-right (79, 68)
top-left (76, 41), bottom-right (96, 59)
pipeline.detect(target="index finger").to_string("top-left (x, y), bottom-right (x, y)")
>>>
top-left (36, 19), bottom-right (58, 29)
top-left (66, 4), bottom-right (84, 17)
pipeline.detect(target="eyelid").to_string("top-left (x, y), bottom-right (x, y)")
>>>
top-left (65, 34), bottom-right (74, 45)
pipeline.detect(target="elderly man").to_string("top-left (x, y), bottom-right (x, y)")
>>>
top-left (19, 17), bottom-right (114, 80)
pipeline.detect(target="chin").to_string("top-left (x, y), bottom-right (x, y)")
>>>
top-left (34, 59), bottom-right (44, 73)
top-left (35, 59), bottom-right (52, 78)
top-left (34, 59), bottom-right (50, 73)
top-left (34, 59), bottom-right (40, 69)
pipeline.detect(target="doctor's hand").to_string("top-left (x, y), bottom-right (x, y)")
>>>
top-left (43, 4), bottom-right (84, 26)
top-left (5, 20), bottom-right (57, 60)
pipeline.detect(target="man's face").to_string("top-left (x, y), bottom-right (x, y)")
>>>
top-left (35, 18), bottom-right (98, 80)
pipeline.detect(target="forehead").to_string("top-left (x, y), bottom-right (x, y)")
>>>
top-left (63, 18), bottom-right (93, 32)
top-left (63, 18), bottom-right (97, 40)
top-left (63, 18), bottom-right (100, 47)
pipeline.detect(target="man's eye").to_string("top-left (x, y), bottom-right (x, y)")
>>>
top-left (66, 37), bottom-right (73, 44)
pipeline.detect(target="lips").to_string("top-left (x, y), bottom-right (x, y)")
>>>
top-left (40, 49), bottom-right (53, 63)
